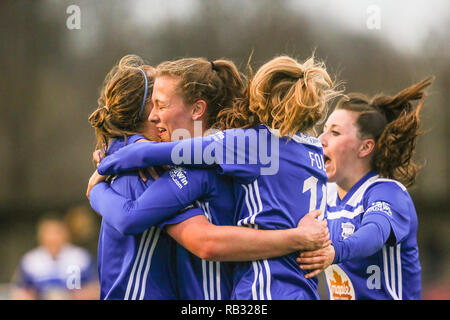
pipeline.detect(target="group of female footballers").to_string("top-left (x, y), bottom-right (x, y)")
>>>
top-left (86, 53), bottom-right (433, 300)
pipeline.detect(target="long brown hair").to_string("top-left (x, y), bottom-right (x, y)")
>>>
top-left (155, 57), bottom-right (245, 128)
top-left (88, 54), bottom-right (154, 157)
top-left (336, 76), bottom-right (434, 187)
top-left (214, 55), bottom-right (341, 137)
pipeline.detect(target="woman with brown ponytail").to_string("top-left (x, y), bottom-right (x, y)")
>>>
top-left (88, 54), bottom-right (202, 300)
top-left (298, 77), bottom-right (434, 300)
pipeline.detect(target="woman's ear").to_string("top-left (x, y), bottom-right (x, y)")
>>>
top-left (191, 99), bottom-right (207, 121)
top-left (358, 138), bottom-right (375, 159)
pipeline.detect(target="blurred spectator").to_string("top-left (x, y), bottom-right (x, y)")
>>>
top-left (10, 214), bottom-right (99, 300)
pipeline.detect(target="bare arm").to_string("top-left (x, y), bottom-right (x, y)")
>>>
top-left (166, 210), bottom-right (330, 262)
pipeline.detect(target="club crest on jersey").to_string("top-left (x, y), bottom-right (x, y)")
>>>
top-left (169, 166), bottom-right (188, 189)
top-left (341, 222), bottom-right (355, 239)
top-left (324, 265), bottom-right (355, 300)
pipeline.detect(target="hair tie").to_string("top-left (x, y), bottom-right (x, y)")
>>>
top-left (136, 67), bottom-right (149, 119)
top-left (210, 61), bottom-right (217, 71)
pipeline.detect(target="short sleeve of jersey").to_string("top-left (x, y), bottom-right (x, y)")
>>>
top-left (363, 181), bottom-right (411, 244)
top-left (217, 163), bottom-right (261, 184)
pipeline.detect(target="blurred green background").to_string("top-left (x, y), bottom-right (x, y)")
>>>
top-left (0, 0), bottom-right (448, 299)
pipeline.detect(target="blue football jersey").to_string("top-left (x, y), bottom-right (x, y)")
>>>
top-left (97, 125), bottom-right (328, 300)
top-left (324, 171), bottom-right (421, 300)
top-left (95, 135), bottom-right (201, 300)
top-left (91, 145), bottom-right (236, 299)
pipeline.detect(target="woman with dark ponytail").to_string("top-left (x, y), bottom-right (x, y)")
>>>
top-left (298, 77), bottom-right (434, 300)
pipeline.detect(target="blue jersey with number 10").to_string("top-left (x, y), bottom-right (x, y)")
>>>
top-left (98, 125), bottom-right (328, 300)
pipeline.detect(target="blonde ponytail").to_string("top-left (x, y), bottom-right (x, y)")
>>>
top-left (215, 55), bottom-right (341, 137)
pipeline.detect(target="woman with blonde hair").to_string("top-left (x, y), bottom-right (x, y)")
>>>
top-left (95, 54), bottom-right (340, 300)
top-left (298, 77), bottom-right (433, 300)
